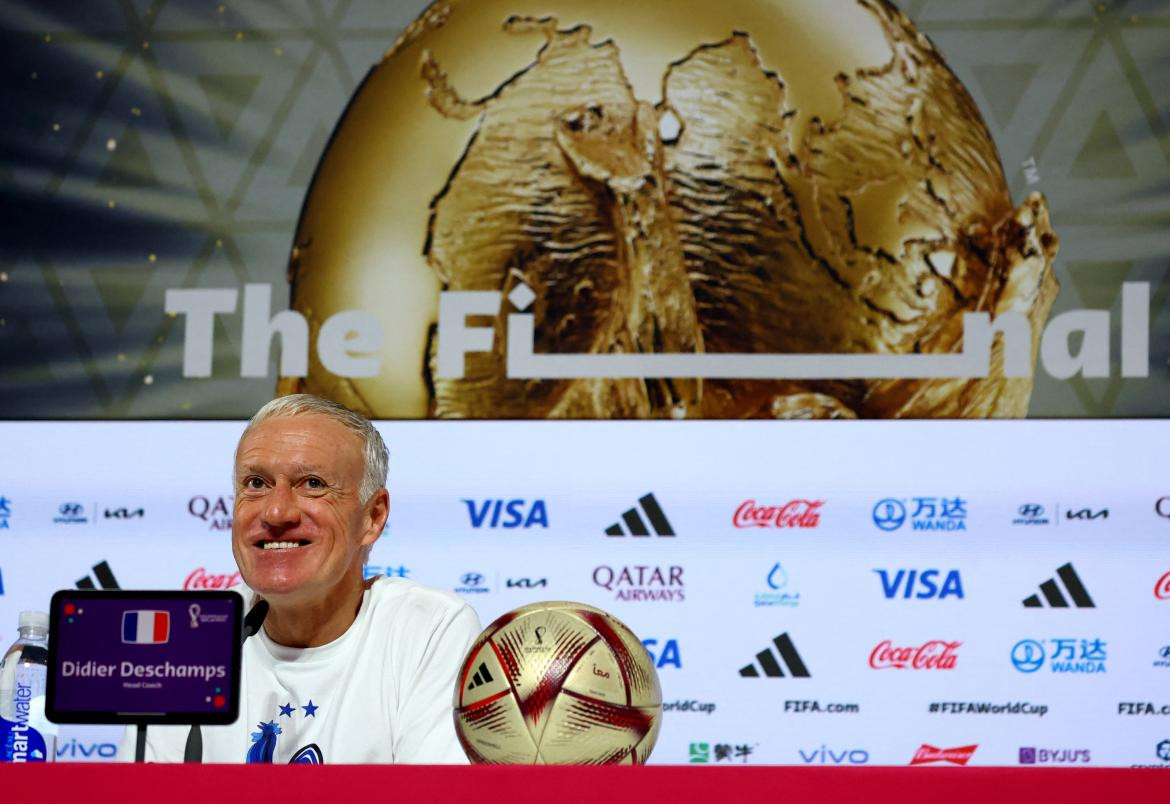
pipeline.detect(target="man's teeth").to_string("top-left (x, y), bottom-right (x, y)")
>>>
top-left (262, 541), bottom-right (304, 550)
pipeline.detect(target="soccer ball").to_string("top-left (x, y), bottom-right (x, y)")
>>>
top-left (453, 601), bottom-right (662, 764)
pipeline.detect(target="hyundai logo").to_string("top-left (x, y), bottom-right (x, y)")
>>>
top-left (1011, 639), bottom-right (1045, 673)
top-left (1156, 497), bottom-right (1170, 519)
top-left (872, 499), bottom-right (906, 531)
top-left (1160, 646), bottom-right (1170, 660)
top-left (460, 573), bottom-right (485, 587)
top-left (1018, 504), bottom-right (1044, 518)
top-left (59, 503), bottom-right (83, 517)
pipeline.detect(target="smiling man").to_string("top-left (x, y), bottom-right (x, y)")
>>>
top-left (121, 394), bottom-right (481, 763)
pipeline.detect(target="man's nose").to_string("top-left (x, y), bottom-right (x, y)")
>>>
top-left (261, 482), bottom-right (300, 528)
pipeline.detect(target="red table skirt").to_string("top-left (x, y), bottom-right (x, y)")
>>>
top-left (4, 764), bottom-right (1167, 803)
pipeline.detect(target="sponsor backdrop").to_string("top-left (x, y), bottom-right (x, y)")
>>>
top-left (1, 420), bottom-right (1168, 766)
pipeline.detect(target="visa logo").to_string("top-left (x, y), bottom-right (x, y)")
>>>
top-left (641, 638), bottom-right (681, 669)
top-left (875, 569), bottom-right (964, 599)
top-left (462, 499), bottom-right (548, 528)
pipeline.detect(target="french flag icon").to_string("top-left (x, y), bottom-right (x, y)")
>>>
top-left (122, 610), bottom-right (170, 644)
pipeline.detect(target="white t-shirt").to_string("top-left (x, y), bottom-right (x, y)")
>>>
top-left (117, 576), bottom-right (481, 764)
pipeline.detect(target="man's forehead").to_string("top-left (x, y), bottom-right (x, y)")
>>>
top-left (236, 413), bottom-right (364, 462)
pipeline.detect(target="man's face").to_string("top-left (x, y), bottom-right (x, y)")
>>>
top-left (231, 413), bottom-right (386, 605)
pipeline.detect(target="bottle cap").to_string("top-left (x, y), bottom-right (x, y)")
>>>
top-left (18, 611), bottom-right (49, 631)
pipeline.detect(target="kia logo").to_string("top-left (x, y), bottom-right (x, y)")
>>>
top-left (460, 573), bottom-right (484, 587)
top-left (1018, 504), bottom-right (1044, 518)
top-left (1156, 497), bottom-right (1170, 519)
top-left (1011, 639), bottom-right (1045, 673)
top-left (872, 499), bottom-right (906, 531)
top-left (59, 503), bottom-right (83, 516)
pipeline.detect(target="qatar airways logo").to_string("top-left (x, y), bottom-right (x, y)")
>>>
top-left (733, 500), bottom-right (822, 529)
top-left (870, 640), bottom-right (960, 670)
top-left (1156, 571), bottom-right (1170, 601)
top-left (184, 568), bottom-right (242, 590)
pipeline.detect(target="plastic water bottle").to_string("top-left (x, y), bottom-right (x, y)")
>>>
top-left (0, 611), bottom-right (56, 762)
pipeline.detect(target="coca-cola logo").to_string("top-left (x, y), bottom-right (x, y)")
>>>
top-left (733, 500), bottom-right (823, 528)
top-left (1156, 571), bottom-right (1170, 600)
top-left (184, 567), bottom-right (241, 590)
top-left (870, 640), bottom-right (961, 670)
top-left (910, 744), bottom-right (977, 766)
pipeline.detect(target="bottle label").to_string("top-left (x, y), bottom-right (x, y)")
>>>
top-left (0, 683), bottom-right (48, 762)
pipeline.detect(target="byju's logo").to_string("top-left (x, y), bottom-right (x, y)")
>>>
top-left (738, 633), bottom-right (810, 678)
top-left (188, 495), bottom-right (232, 531)
top-left (874, 569), bottom-right (964, 600)
top-left (1019, 747), bottom-right (1090, 765)
top-left (592, 565), bottom-right (684, 602)
top-left (732, 500), bottom-right (822, 528)
top-left (1065, 507), bottom-right (1108, 521)
top-left (1155, 571), bottom-right (1170, 601)
top-left (754, 562), bottom-right (800, 608)
top-left (1011, 638), bottom-right (1107, 674)
top-left (76, 561), bottom-right (120, 590)
top-left (0, 496), bottom-right (9, 529)
top-left (641, 638), bottom-right (682, 669)
top-left (462, 499), bottom-right (548, 528)
top-left (455, 572), bottom-right (490, 594)
top-left (604, 493), bottom-right (674, 537)
top-left (798, 746), bottom-right (869, 765)
top-left (1022, 563), bottom-right (1095, 608)
top-left (1013, 504), bottom-right (1050, 526)
top-left (873, 497), bottom-right (967, 532)
top-left (54, 502), bottom-right (88, 524)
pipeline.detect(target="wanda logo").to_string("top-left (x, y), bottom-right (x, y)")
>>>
top-left (870, 640), bottom-right (960, 670)
top-left (911, 745), bottom-right (977, 766)
top-left (184, 567), bottom-right (241, 590)
top-left (1156, 571), bottom-right (1170, 600)
top-left (733, 500), bottom-right (823, 528)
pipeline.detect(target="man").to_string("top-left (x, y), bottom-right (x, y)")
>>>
top-left (120, 394), bottom-right (481, 763)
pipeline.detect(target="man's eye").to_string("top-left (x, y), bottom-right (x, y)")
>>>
top-left (246, 477), bottom-right (265, 489)
top-left (306, 477), bottom-right (323, 489)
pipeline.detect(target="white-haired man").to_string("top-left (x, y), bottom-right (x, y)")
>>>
top-left (121, 394), bottom-right (481, 763)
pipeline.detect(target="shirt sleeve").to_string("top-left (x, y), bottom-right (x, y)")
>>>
top-left (392, 599), bottom-right (482, 764)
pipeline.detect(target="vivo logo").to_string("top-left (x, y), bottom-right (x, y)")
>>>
top-left (57, 739), bottom-right (118, 760)
top-left (799, 746), bottom-right (869, 765)
top-left (875, 569), bottom-right (964, 599)
top-left (462, 499), bottom-right (548, 528)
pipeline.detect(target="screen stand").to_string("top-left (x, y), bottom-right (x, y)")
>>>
top-left (184, 724), bottom-right (202, 763)
top-left (135, 723), bottom-right (147, 763)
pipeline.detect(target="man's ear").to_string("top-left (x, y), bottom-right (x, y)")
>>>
top-left (362, 488), bottom-right (389, 547)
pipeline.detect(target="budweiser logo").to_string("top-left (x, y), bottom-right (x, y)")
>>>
top-left (870, 640), bottom-right (960, 670)
top-left (733, 499), bottom-right (823, 528)
top-left (1157, 571), bottom-right (1170, 600)
top-left (184, 567), bottom-right (241, 590)
top-left (910, 744), bottom-right (978, 766)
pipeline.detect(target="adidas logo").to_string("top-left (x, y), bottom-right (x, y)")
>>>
top-left (1022, 562), bottom-right (1094, 608)
top-left (739, 633), bottom-right (810, 678)
top-left (76, 560), bottom-right (120, 590)
top-left (605, 493), bottom-right (675, 537)
top-left (467, 662), bottom-right (494, 690)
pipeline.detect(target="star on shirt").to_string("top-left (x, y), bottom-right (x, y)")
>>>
top-left (302, 700), bottom-right (319, 717)
top-left (278, 702), bottom-right (294, 717)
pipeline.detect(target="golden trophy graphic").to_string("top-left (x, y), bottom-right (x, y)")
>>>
top-left (278, 0), bottom-right (1059, 419)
